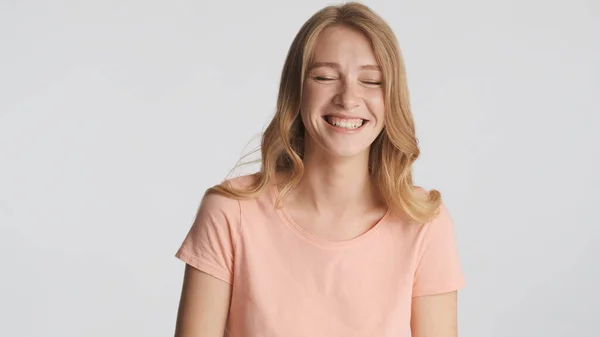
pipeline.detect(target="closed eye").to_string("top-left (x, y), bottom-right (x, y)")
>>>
top-left (314, 76), bottom-right (336, 81)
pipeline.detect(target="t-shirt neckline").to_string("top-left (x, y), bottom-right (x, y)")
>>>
top-left (269, 182), bottom-right (391, 249)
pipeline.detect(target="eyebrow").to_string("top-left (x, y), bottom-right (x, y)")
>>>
top-left (308, 62), bottom-right (381, 71)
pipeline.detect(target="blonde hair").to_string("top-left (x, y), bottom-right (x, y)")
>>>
top-left (207, 1), bottom-right (442, 224)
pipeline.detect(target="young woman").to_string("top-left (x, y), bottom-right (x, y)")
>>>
top-left (174, 2), bottom-right (465, 337)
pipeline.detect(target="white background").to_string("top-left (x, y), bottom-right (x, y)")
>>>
top-left (1, 0), bottom-right (598, 336)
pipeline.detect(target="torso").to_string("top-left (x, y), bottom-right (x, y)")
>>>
top-left (224, 175), bottom-right (426, 337)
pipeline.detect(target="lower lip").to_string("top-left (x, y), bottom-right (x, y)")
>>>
top-left (323, 118), bottom-right (368, 134)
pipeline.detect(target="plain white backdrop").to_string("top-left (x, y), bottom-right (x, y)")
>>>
top-left (1, 0), bottom-right (598, 336)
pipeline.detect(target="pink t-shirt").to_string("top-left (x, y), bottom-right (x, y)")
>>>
top-left (175, 175), bottom-right (465, 337)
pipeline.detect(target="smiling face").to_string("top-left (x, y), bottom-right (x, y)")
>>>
top-left (300, 24), bottom-right (385, 160)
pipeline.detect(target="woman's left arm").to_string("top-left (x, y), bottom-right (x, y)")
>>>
top-left (410, 291), bottom-right (459, 337)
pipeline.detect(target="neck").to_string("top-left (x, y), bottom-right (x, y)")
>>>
top-left (290, 143), bottom-right (380, 216)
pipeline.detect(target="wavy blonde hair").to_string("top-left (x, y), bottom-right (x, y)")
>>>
top-left (207, 2), bottom-right (442, 224)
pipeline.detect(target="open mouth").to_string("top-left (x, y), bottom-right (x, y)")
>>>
top-left (323, 115), bottom-right (368, 130)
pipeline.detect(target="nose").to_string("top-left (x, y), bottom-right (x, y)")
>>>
top-left (334, 80), bottom-right (360, 110)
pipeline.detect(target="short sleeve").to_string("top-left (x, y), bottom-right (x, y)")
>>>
top-left (175, 191), bottom-right (240, 285)
top-left (412, 202), bottom-right (466, 297)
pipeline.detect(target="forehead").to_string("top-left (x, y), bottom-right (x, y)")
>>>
top-left (311, 25), bottom-right (378, 65)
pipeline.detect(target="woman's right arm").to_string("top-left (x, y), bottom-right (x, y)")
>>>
top-left (174, 264), bottom-right (232, 337)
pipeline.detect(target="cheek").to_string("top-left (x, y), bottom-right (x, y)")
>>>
top-left (300, 85), bottom-right (319, 126)
top-left (300, 84), bottom-right (313, 112)
top-left (366, 94), bottom-right (385, 119)
top-left (302, 83), bottom-right (333, 110)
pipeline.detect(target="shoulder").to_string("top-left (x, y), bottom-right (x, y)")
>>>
top-left (201, 173), bottom-right (266, 212)
top-left (224, 173), bottom-right (261, 191)
top-left (411, 186), bottom-right (454, 241)
top-left (393, 185), bottom-right (452, 244)
top-left (197, 173), bottom-right (276, 241)
top-left (198, 175), bottom-right (252, 218)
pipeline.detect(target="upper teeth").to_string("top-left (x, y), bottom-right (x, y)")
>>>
top-left (327, 116), bottom-right (364, 129)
